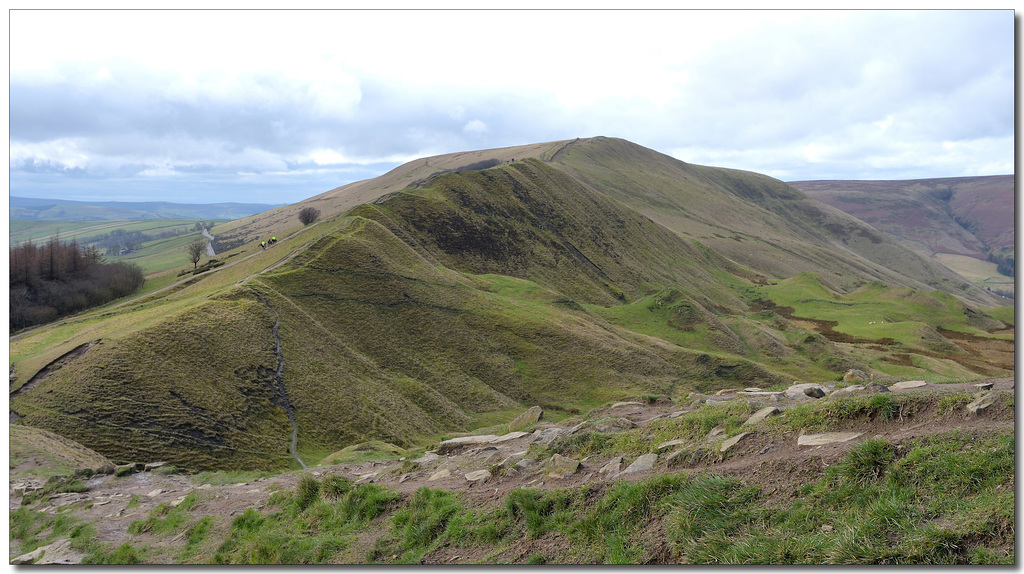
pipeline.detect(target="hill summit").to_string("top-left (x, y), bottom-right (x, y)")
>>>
top-left (9, 137), bottom-right (1013, 472)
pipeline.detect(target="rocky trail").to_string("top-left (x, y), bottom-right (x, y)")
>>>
top-left (9, 376), bottom-right (1014, 564)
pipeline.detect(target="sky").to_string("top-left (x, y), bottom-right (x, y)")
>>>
top-left (8, 9), bottom-right (1015, 205)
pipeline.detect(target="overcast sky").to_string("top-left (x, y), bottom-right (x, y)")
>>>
top-left (8, 9), bottom-right (1015, 205)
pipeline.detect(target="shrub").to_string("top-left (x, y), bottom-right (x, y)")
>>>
top-left (298, 207), bottom-right (321, 226)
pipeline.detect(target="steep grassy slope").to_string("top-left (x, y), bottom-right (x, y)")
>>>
top-left (9, 138), bottom-right (1013, 472)
top-left (549, 138), bottom-right (1003, 308)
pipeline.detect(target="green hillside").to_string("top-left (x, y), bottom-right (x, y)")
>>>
top-left (9, 139), bottom-right (1013, 472)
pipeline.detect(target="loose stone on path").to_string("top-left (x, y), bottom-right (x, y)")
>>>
top-left (797, 431), bottom-right (862, 447)
top-left (621, 453), bottom-right (658, 474)
top-left (509, 406), bottom-right (543, 432)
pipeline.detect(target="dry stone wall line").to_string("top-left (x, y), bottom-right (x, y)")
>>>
top-left (254, 290), bottom-right (306, 469)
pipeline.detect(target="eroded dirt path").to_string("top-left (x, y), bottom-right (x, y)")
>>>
top-left (9, 377), bottom-right (1014, 564)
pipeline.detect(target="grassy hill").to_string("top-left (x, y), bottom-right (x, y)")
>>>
top-left (9, 138), bottom-right (1013, 472)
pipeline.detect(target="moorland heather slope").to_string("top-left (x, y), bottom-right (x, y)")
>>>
top-left (789, 175), bottom-right (1014, 260)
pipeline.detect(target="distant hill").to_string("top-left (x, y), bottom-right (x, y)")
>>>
top-left (10, 196), bottom-right (284, 221)
top-left (788, 176), bottom-right (1014, 263)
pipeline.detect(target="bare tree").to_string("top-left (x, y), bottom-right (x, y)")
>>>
top-left (298, 207), bottom-right (321, 226)
top-left (186, 238), bottom-right (206, 269)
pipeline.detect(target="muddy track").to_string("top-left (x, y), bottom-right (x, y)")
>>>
top-left (253, 290), bottom-right (306, 469)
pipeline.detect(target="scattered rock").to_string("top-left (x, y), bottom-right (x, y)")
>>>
top-left (843, 369), bottom-right (868, 382)
top-left (491, 431), bottom-right (529, 443)
top-left (610, 401), bottom-right (645, 408)
top-left (499, 451), bottom-right (528, 468)
top-left (437, 435), bottom-right (499, 455)
top-left (785, 383), bottom-right (828, 399)
top-left (546, 454), bottom-right (581, 479)
top-left (530, 428), bottom-right (563, 447)
top-left (621, 453), bottom-right (658, 474)
top-left (797, 431), bottom-right (862, 447)
top-left (170, 495), bottom-right (188, 507)
top-left (705, 425), bottom-right (725, 441)
top-left (12, 538), bottom-right (82, 565)
top-left (714, 389), bottom-right (739, 396)
top-left (593, 418), bottom-right (635, 432)
top-left (427, 469), bottom-right (451, 482)
top-left (114, 464), bottom-right (135, 477)
top-left (720, 432), bottom-right (752, 453)
top-left (744, 406), bottom-right (781, 426)
top-left (95, 464), bottom-right (115, 476)
top-left (663, 449), bottom-right (688, 465)
top-left (973, 382), bottom-right (994, 391)
top-left (146, 489), bottom-right (164, 497)
top-left (737, 391), bottom-right (785, 401)
top-left (891, 380), bottom-right (927, 390)
top-left (599, 457), bottom-right (622, 476)
top-left (666, 410), bottom-right (689, 419)
top-left (863, 382), bottom-right (890, 393)
top-left (657, 439), bottom-right (687, 452)
top-left (509, 406), bottom-right (543, 432)
top-left (829, 385), bottom-right (865, 398)
top-left (411, 452), bottom-right (441, 465)
top-left (515, 457), bottom-right (540, 470)
top-left (705, 399), bottom-right (732, 406)
top-left (967, 392), bottom-right (999, 415)
top-left (144, 461), bottom-right (168, 472)
top-left (464, 470), bottom-right (490, 483)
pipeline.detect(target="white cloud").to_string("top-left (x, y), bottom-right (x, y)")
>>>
top-left (463, 120), bottom-right (487, 134)
top-left (8, 9), bottom-right (1014, 204)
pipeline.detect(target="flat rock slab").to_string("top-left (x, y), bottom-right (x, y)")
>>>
top-left (797, 431), bottom-right (862, 447)
top-left (657, 438), bottom-right (688, 452)
top-left (599, 457), bottom-right (622, 476)
top-left (705, 425), bottom-right (726, 441)
top-left (785, 383), bottom-right (828, 399)
top-left (427, 469), bottom-right (452, 482)
top-left (720, 432), bottom-right (752, 453)
top-left (464, 470), bottom-right (490, 483)
top-left (610, 401), bottom-right (645, 408)
top-left (12, 538), bottom-right (83, 565)
top-left (499, 451), bottom-right (528, 468)
top-left (509, 406), bottom-right (543, 432)
top-left (744, 406), bottom-right (781, 426)
top-left (546, 454), bottom-right (581, 479)
top-left (437, 435), bottom-right (500, 454)
top-left (531, 428), bottom-right (563, 446)
top-left (412, 452), bottom-right (441, 465)
top-left (737, 391), bottom-right (784, 401)
top-left (967, 392), bottom-right (1000, 415)
top-left (891, 380), bottom-right (927, 390)
top-left (492, 431), bottom-right (529, 443)
top-left (973, 382), bottom-right (994, 391)
top-left (621, 453), bottom-right (658, 474)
